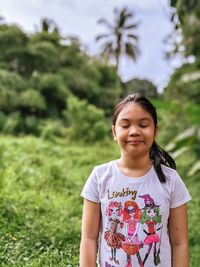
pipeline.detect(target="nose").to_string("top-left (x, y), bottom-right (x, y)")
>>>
top-left (129, 125), bottom-right (140, 136)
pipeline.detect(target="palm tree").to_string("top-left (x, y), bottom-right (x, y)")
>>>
top-left (96, 7), bottom-right (139, 75)
top-left (41, 18), bottom-right (60, 34)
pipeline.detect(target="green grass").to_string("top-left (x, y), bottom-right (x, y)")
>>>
top-left (0, 135), bottom-right (199, 266)
top-left (0, 136), bottom-right (118, 266)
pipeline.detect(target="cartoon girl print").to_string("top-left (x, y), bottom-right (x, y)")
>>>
top-left (121, 200), bottom-right (144, 267)
top-left (139, 194), bottom-right (162, 266)
top-left (104, 201), bottom-right (125, 264)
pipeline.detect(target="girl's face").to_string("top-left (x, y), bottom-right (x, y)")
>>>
top-left (112, 103), bottom-right (157, 159)
top-left (127, 205), bottom-right (135, 218)
top-left (146, 208), bottom-right (156, 218)
top-left (110, 206), bottom-right (121, 218)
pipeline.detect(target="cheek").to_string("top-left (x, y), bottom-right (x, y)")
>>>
top-left (115, 128), bottom-right (127, 138)
top-left (145, 128), bottom-right (156, 140)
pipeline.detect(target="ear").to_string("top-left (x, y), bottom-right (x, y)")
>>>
top-left (112, 125), bottom-right (117, 140)
top-left (154, 125), bottom-right (158, 139)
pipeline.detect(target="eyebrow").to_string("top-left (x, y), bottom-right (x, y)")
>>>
top-left (119, 117), bottom-right (151, 122)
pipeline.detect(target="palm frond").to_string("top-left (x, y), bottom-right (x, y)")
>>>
top-left (97, 18), bottom-right (113, 30)
top-left (121, 7), bottom-right (133, 18)
top-left (95, 33), bottom-right (111, 42)
top-left (122, 23), bottom-right (138, 30)
top-left (101, 42), bottom-right (114, 56)
top-left (95, 6), bottom-right (139, 74)
top-left (188, 161), bottom-right (200, 176)
top-left (118, 8), bottom-right (133, 28)
top-left (127, 34), bottom-right (138, 41)
top-left (124, 43), bottom-right (138, 61)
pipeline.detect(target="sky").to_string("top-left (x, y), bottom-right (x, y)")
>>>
top-left (0, 0), bottom-right (181, 91)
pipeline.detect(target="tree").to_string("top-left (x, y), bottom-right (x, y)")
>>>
top-left (0, 24), bottom-right (29, 72)
top-left (169, 0), bottom-right (200, 59)
top-left (121, 78), bottom-right (158, 98)
top-left (96, 7), bottom-right (139, 75)
top-left (40, 18), bottom-right (59, 33)
top-left (164, 0), bottom-right (200, 103)
top-left (66, 96), bottom-right (108, 142)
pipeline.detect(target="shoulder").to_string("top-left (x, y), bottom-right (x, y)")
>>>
top-left (81, 160), bottom-right (115, 202)
top-left (153, 164), bottom-right (182, 189)
top-left (93, 160), bottom-right (115, 176)
top-left (150, 164), bottom-right (179, 185)
top-left (161, 164), bottom-right (178, 180)
top-left (160, 164), bottom-right (185, 187)
top-left (160, 165), bottom-right (191, 207)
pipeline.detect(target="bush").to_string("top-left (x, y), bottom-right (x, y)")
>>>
top-left (39, 119), bottom-right (66, 140)
top-left (31, 73), bottom-right (69, 117)
top-left (19, 89), bottom-right (47, 114)
top-left (66, 96), bottom-right (108, 142)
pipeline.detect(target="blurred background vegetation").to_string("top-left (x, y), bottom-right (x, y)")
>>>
top-left (0, 0), bottom-right (199, 266)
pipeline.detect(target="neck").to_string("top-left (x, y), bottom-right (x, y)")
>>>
top-left (118, 153), bottom-right (152, 171)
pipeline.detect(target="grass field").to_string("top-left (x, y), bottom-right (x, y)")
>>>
top-left (0, 135), bottom-right (199, 266)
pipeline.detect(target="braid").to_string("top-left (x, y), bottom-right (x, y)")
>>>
top-left (150, 142), bottom-right (176, 183)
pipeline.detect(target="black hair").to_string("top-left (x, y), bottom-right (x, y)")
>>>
top-left (112, 93), bottom-right (176, 183)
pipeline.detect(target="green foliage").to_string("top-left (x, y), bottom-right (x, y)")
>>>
top-left (122, 78), bottom-right (158, 98)
top-left (164, 0), bottom-right (200, 108)
top-left (66, 96), bottom-right (108, 142)
top-left (19, 89), bottom-right (47, 113)
top-left (60, 63), bottom-right (121, 116)
top-left (24, 41), bottom-right (60, 74)
top-left (0, 87), bottom-right (18, 113)
top-left (59, 38), bottom-right (88, 68)
top-left (0, 20), bottom-right (124, 135)
top-left (166, 1), bottom-right (200, 105)
top-left (165, 125), bottom-right (200, 176)
top-left (60, 68), bottom-right (100, 104)
top-left (151, 99), bottom-right (189, 146)
top-left (95, 64), bottom-right (121, 115)
top-left (0, 69), bottom-right (26, 113)
top-left (1, 112), bottom-right (22, 134)
top-left (0, 69), bottom-right (25, 92)
top-left (0, 136), bottom-right (118, 266)
top-left (31, 73), bottom-right (69, 117)
top-left (39, 120), bottom-right (66, 140)
top-left (31, 31), bottom-right (60, 47)
top-left (164, 62), bottom-right (200, 104)
top-left (0, 24), bottom-right (28, 65)
top-left (0, 113), bottom-right (41, 136)
top-left (170, 0), bottom-right (200, 56)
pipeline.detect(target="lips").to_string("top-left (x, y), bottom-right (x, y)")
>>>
top-left (126, 140), bottom-right (144, 145)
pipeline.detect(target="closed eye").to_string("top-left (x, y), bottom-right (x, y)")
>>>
top-left (121, 125), bottom-right (130, 128)
top-left (140, 124), bottom-right (148, 128)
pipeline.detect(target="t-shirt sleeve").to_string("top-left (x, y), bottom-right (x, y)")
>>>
top-left (80, 167), bottom-right (100, 203)
top-left (170, 171), bottom-right (192, 208)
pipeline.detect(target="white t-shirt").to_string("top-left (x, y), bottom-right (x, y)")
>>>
top-left (81, 160), bottom-right (191, 267)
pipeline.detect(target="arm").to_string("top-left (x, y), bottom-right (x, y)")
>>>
top-left (80, 198), bottom-right (101, 267)
top-left (168, 203), bottom-right (190, 267)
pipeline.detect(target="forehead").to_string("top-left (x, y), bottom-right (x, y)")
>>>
top-left (117, 103), bottom-right (153, 121)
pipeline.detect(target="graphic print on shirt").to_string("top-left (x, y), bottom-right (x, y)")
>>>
top-left (121, 200), bottom-right (144, 267)
top-left (104, 190), bottom-right (162, 267)
top-left (104, 201), bottom-right (126, 264)
top-left (139, 194), bottom-right (162, 266)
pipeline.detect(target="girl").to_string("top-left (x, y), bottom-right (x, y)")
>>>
top-left (104, 201), bottom-right (125, 264)
top-left (121, 200), bottom-right (143, 267)
top-left (80, 94), bottom-right (191, 267)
